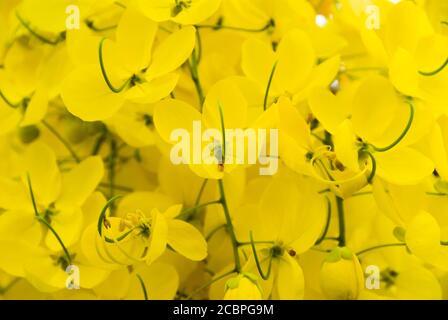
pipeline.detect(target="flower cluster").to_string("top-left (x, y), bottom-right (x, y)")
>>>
top-left (0, 0), bottom-right (448, 300)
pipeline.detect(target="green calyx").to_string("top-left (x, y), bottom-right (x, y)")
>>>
top-left (225, 272), bottom-right (259, 290)
top-left (325, 247), bottom-right (353, 263)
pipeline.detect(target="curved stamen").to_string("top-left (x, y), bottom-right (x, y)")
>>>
top-left (419, 57), bottom-right (448, 76)
top-left (99, 38), bottom-right (131, 93)
top-left (249, 231), bottom-right (273, 281)
top-left (264, 61), bottom-right (278, 111)
top-left (85, 20), bottom-right (117, 32)
top-left (370, 101), bottom-right (414, 152)
top-left (27, 174), bottom-right (72, 264)
top-left (196, 19), bottom-right (275, 33)
top-left (0, 90), bottom-right (21, 108)
top-left (311, 152), bottom-right (369, 186)
top-left (364, 151), bottom-right (377, 183)
top-left (136, 274), bottom-right (149, 300)
top-left (97, 195), bottom-right (123, 237)
top-left (16, 12), bottom-right (62, 45)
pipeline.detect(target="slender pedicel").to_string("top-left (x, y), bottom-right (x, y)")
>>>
top-left (249, 231), bottom-right (273, 281)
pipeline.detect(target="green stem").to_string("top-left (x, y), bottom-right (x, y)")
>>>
top-left (187, 270), bottom-right (236, 300)
top-left (180, 200), bottom-right (221, 218)
top-left (315, 196), bottom-right (332, 245)
top-left (356, 243), bottom-right (407, 256)
top-left (136, 274), bottom-right (149, 300)
top-left (263, 61), bottom-right (278, 111)
top-left (218, 180), bottom-right (241, 273)
top-left (108, 139), bottom-right (118, 200)
top-left (195, 29), bottom-right (203, 65)
top-left (188, 53), bottom-right (205, 108)
top-left (364, 151), bottom-right (377, 183)
top-left (42, 120), bottom-right (81, 163)
top-left (218, 101), bottom-right (226, 163)
top-left (249, 232), bottom-right (273, 281)
top-left (419, 57), bottom-right (448, 76)
top-left (91, 130), bottom-right (108, 155)
top-left (27, 174), bottom-right (72, 264)
top-left (196, 19), bottom-right (275, 33)
top-left (370, 101), bottom-right (414, 152)
top-left (195, 179), bottom-right (208, 206)
top-left (206, 224), bottom-right (226, 241)
top-left (336, 196), bottom-right (346, 247)
top-left (99, 38), bottom-right (131, 93)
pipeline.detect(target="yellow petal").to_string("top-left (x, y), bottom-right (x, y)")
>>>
top-left (375, 147), bottom-right (434, 185)
top-left (127, 262), bottom-right (179, 300)
top-left (276, 29), bottom-right (315, 94)
top-left (126, 73), bottom-right (179, 104)
top-left (21, 89), bottom-right (48, 126)
top-left (406, 211), bottom-right (441, 260)
top-left (241, 38), bottom-right (276, 90)
top-left (145, 26), bottom-right (196, 80)
top-left (116, 8), bottom-right (158, 73)
top-left (57, 156), bottom-right (104, 209)
top-left (166, 219), bottom-right (207, 261)
top-left (154, 98), bottom-right (201, 143)
top-left (61, 64), bottom-right (125, 121)
top-left (333, 120), bottom-right (360, 172)
top-left (352, 75), bottom-right (400, 144)
top-left (276, 255), bottom-right (304, 300)
top-left (202, 78), bottom-right (248, 130)
top-left (45, 208), bottom-right (83, 251)
top-left (389, 48), bottom-right (422, 98)
top-left (23, 141), bottom-right (61, 206)
top-left (308, 87), bottom-right (346, 134)
top-left (147, 209), bottom-right (168, 265)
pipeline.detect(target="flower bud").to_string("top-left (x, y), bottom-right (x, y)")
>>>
top-left (224, 273), bottom-right (262, 300)
top-left (320, 247), bottom-right (364, 300)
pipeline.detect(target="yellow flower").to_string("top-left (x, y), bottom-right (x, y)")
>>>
top-left (223, 273), bottom-right (262, 300)
top-left (138, 0), bottom-right (222, 25)
top-left (0, 141), bottom-right (104, 251)
top-left (88, 200), bottom-right (208, 266)
top-left (320, 247), bottom-right (364, 300)
top-left (62, 8), bottom-right (195, 121)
